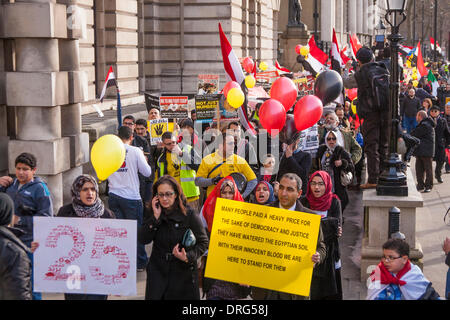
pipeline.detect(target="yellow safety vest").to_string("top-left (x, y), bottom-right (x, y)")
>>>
top-left (157, 145), bottom-right (200, 198)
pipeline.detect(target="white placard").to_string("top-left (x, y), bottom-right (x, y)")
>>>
top-left (33, 217), bottom-right (137, 296)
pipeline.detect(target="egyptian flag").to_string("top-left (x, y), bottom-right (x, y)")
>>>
top-left (218, 23), bottom-right (256, 136)
top-left (331, 29), bottom-right (344, 68)
top-left (305, 35), bottom-right (328, 74)
top-left (349, 33), bottom-right (362, 60)
top-left (275, 60), bottom-right (291, 73)
top-left (99, 66), bottom-right (117, 102)
top-left (99, 66), bottom-right (122, 127)
top-left (367, 260), bottom-right (438, 300)
top-left (430, 37), bottom-right (442, 54)
top-left (416, 41), bottom-right (428, 80)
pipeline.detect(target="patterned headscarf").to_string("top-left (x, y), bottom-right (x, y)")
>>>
top-left (71, 175), bottom-right (104, 218)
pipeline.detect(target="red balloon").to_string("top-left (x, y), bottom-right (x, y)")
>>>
top-left (242, 57), bottom-right (255, 74)
top-left (259, 99), bottom-right (287, 136)
top-left (222, 81), bottom-right (240, 97)
top-left (293, 95), bottom-right (323, 131)
top-left (347, 88), bottom-right (358, 101)
top-left (270, 77), bottom-right (298, 112)
top-left (295, 44), bottom-right (302, 55)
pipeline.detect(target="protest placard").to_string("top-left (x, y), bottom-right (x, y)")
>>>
top-left (159, 96), bottom-right (189, 119)
top-left (33, 217), bottom-right (137, 296)
top-left (195, 94), bottom-right (221, 121)
top-left (204, 198), bottom-right (321, 297)
top-left (197, 74), bottom-right (219, 94)
top-left (149, 118), bottom-right (171, 145)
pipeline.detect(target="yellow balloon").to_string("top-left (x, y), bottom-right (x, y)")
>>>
top-left (411, 74), bottom-right (417, 80)
top-left (90, 134), bottom-right (126, 181)
top-left (300, 46), bottom-right (309, 56)
top-left (245, 75), bottom-right (256, 88)
top-left (259, 61), bottom-right (268, 71)
top-left (227, 87), bottom-right (245, 109)
top-left (412, 80), bottom-right (419, 87)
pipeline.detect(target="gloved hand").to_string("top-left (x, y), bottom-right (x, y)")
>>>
top-left (211, 176), bottom-right (222, 185)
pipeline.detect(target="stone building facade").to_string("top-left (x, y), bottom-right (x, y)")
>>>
top-left (0, 0), bottom-right (281, 211)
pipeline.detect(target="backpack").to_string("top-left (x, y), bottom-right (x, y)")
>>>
top-left (355, 62), bottom-right (390, 116)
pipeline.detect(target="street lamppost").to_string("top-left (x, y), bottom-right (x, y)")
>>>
top-left (376, 0), bottom-right (408, 197)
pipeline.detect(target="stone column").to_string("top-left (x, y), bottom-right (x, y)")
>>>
top-left (2, 0), bottom-right (89, 213)
top-left (348, 0), bottom-right (357, 34)
top-left (363, 0), bottom-right (369, 35)
top-left (320, 0), bottom-right (335, 43)
top-left (356, 0), bottom-right (363, 34)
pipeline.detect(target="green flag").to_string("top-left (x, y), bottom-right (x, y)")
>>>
top-left (427, 69), bottom-right (439, 96)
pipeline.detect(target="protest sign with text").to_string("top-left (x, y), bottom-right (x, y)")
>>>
top-left (204, 198), bottom-right (321, 297)
top-left (33, 217), bottom-right (137, 296)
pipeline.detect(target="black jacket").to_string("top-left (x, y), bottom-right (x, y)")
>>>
top-left (277, 150), bottom-right (312, 193)
top-left (314, 145), bottom-right (354, 211)
top-left (400, 96), bottom-right (421, 118)
top-left (251, 200), bottom-right (326, 300)
top-left (138, 205), bottom-right (208, 300)
top-left (432, 115), bottom-right (450, 162)
top-left (0, 226), bottom-right (32, 300)
top-left (411, 117), bottom-right (436, 158)
top-left (300, 197), bottom-right (342, 299)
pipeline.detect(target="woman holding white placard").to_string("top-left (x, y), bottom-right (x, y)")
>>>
top-left (57, 174), bottom-right (115, 300)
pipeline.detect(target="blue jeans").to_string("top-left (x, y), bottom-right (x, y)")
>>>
top-left (402, 116), bottom-right (417, 133)
top-left (27, 251), bottom-right (42, 300)
top-left (446, 268), bottom-right (450, 299)
top-left (108, 193), bottom-right (148, 269)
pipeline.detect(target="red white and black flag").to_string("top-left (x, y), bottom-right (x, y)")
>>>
top-left (218, 23), bottom-right (256, 136)
top-left (99, 66), bottom-right (117, 102)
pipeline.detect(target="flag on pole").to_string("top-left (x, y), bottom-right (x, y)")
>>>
top-left (415, 41), bottom-right (428, 80)
top-left (349, 33), bottom-right (362, 60)
top-left (427, 69), bottom-right (439, 96)
top-left (331, 28), bottom-right (344, 68)
top-left (340, 45), bottom-right (351, 65)
top-left (430, 37), bottom-right (442, 53)
top-left (218, 23), bottom-right (256, 136)
top-left (305, 35), bottom-right (328, 74)
top-left (99, 66), bottom-right (122, 127)
top-left (99, 66), bottom-right (117, 102)
top-left (275, 60), bottom-right (291, 73)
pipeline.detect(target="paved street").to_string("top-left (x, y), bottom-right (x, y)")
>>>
top-left (42, 158), bottom-right (449, 300)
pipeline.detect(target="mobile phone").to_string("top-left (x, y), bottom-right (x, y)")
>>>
top-left (155, 198), bottom-right (160, 209)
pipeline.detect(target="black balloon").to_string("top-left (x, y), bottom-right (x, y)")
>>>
top-left (279, 114), bottom-right (300, 145)
top-left (314, 70), bottom-right (343, 106)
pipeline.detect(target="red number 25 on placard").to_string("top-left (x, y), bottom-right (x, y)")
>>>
top-left (44, 225), bottom-right (130, 287)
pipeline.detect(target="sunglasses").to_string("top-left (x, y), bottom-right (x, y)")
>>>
top-left (157, 192), bottom-right (175, 198)
top-left (327, 137), bottom-right (337, 141)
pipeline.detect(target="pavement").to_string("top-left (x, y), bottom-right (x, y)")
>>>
top-left (41, 105), bottom-right (449, 300)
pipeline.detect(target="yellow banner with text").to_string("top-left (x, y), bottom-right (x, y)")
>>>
top-left (204, 198), bottom-right (321, 297)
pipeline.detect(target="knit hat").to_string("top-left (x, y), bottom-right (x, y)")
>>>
top-left (356, 47), bottom-right (374, 64)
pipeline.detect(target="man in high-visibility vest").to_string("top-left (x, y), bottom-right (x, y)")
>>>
top-left (155, 131), bottom-right (201, 212)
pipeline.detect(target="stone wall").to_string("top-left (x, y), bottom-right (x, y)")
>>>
top-left (143, 0), bottom-right (277, 94)
top-left (0, 0), bottom-right (90, 213)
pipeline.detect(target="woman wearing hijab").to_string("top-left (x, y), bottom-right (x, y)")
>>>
top-left (138, 175), bottom-right (208, 300)
top-left (314, 130), bottom-right (354, 211)
top-left (56, 174), bottom-right (115, 300)
top-left (199, 176), bottom-right (250, 300)
top-left (251, 180), bottom-right (275, 205)
top-left (0, 193), bottom-right (32, 300)
top-left (300, 171), bottom-right (343, 300)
